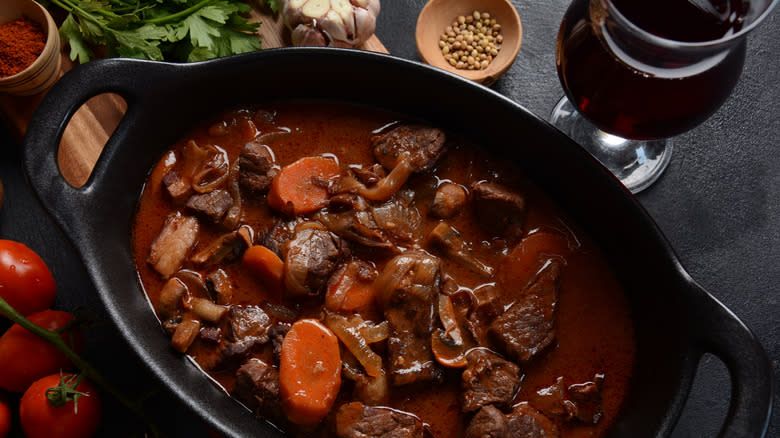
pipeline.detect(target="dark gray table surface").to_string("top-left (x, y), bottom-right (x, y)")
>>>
top-left (0, 1), bottom-right (777, 436)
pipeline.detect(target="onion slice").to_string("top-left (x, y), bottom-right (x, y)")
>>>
top-left (326, 313), bottom-right (383, 377)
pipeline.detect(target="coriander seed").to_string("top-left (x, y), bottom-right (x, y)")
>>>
top-left (438, 10), bottom-right (503, 71)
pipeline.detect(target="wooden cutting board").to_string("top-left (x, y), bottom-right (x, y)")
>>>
top-left (0, 3), bottom-right (389, 187)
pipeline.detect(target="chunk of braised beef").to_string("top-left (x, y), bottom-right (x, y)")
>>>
top-left (464, 405), bottom-right (509, 438)
top-left (529, 377), bottom-right (576, 421)
top-left (186, 189), bottom-right (234, 224)
top-left (260, 219), bottom-right (297, 258)
top-left (147, 213), bottom-right (199, 278)
top-left (471, 182), bottom-right (525, 242)
top-left (429, 182), bottom-right (467, 219)
top-left (205, 268), bottom-right (234, 305)
top-left (215, 340), bottom-right (258, 369)
top-left (231, 358), bottom-right (282, 420)
top-left (269, 323), bottom-right (290, 364)
top-left (162, 170), bottom-right (192, 204)
top-left (568, 374), bottom-right (605, 424)
top-left (335, 402), bottom-right (425, 438)
top-left (372, 125), bottom-right (447, 172)
top-left (199, 326), bottom-right (222, 344)
top-left (489, 262), bottom-right (561, 363)
top-left (238, 141), bottom-right (278, 194)
top-left (228, 305), bottom-right (272, 343)
top-left (282, 225), bottom-right (348, 297)
top-left (211, 305), bottom-right (273, 369)
top-left (530, 375), bottom-right (604, 424)
top-left (505, 403), bottom-right (560, 438)
top-left (461, 349), bottom-right (522, 412)
top-left (376, 251), bottom-right (443, 386)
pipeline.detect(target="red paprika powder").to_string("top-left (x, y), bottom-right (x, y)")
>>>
top-left (0, 16), bottom-right (46, 78)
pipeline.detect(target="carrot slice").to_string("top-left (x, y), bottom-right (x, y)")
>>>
top-left (325, 261), bottom-right (378, 312)
top-left (499, 231), bottom-right (572, 290)
top-left (267, 156), bottom-right (340, 215)
top-left (280, 319), bottom-right (342, 425)
top-left (243, 245), bottom-right (284, 294)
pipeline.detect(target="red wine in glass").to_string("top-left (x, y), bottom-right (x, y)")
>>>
top-left (557, 0), bottom-right (747, 140)
top-left (550, 0), bottom-right (775, 193)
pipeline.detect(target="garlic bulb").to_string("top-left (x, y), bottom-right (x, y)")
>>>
top-left (282, 0), bottom-right (381, 48)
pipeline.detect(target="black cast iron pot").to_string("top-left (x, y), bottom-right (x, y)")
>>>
top-left (21, 49), bottom-right (773, 437)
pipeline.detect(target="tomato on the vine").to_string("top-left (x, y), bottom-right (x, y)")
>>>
top-left (20, 374), bottom-right (101, 438)
top-left (0, 310), bottom-right (83, 392)
top-left (0, 392), bottom-right (11, 438)
top-left (0, 239), bottom-right (56, 316)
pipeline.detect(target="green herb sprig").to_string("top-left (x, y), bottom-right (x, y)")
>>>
top-left (257, 0), bottom-right (280, 14)
top-left (46, 0), bottom-right (263, 64)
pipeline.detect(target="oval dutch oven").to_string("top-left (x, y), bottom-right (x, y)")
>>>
top-left (21, 49), bottom-right (773, 437)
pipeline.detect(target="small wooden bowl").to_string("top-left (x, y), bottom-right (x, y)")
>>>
top-left (416, 0), bottom-right (522, 86)
top-left (0, 0), bottom-right (62, 96)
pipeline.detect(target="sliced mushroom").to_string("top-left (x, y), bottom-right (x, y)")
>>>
top-left (171, 318), bottom-right (201, 353)
top-left (431, 294), bottom-right (474, 368)
top-left (316, 210), bottom-right (394, 250)
top-left (188, 297), bottom-right (228, 323)
top-left (173, 269), bottom-right (209, 299)
top-left (429, 182), bottom-right (467, 219)
top-left (190, 226), bottom-right (252, 267)
top-left (425, 222), bottom-right (493, 277)
top-left (157, 277), bottom-right (187, 320)
top-left (335, 152), bottom-right (416, 202)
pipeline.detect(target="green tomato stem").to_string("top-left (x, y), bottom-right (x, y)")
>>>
top-left (0, 296), bottom-right (166, 437)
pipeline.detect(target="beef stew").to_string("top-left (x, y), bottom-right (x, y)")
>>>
top-left (132, 102), bottom-right (635, 437)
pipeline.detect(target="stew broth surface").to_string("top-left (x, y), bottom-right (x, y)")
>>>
top-left (133, 102), bottom-right (635, 437)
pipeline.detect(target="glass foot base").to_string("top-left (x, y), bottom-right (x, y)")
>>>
top-left (550, 97), bottom-right (672, 194)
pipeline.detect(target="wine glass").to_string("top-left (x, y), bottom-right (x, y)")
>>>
top-left (551, 0), bottom-right (778, 193)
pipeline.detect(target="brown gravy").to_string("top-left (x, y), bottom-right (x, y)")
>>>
top-left (132, 102), bottom-right (635, 437)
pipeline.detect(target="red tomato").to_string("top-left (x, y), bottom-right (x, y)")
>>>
top-left (0, 240), bottom-right (56, 316)
top-left (20, 374), bottom-right (101, 438)
top-left (0, 393), bottom-right (11, 438)
top-left (0, 310), bottom-right (83, 392)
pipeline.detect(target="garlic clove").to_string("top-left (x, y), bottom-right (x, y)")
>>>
top-left (291, 23), bottom-right (327, 46)
top-left (302, 0), bottom-right (331, 18)
top-left (353, 6), bottom-right (376, 42)
top-left (328, 10), bottom-right (350, 39)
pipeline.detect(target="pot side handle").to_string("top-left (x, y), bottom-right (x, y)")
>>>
top-left (21, 58), bottom-right (164, 234)
top-left (687, 281), bottom-right (774, 438)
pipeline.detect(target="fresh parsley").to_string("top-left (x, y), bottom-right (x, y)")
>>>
top-left (258, 0), bottom-right (280, 14)
top-left (47, 0), bottom-right (262, 63)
